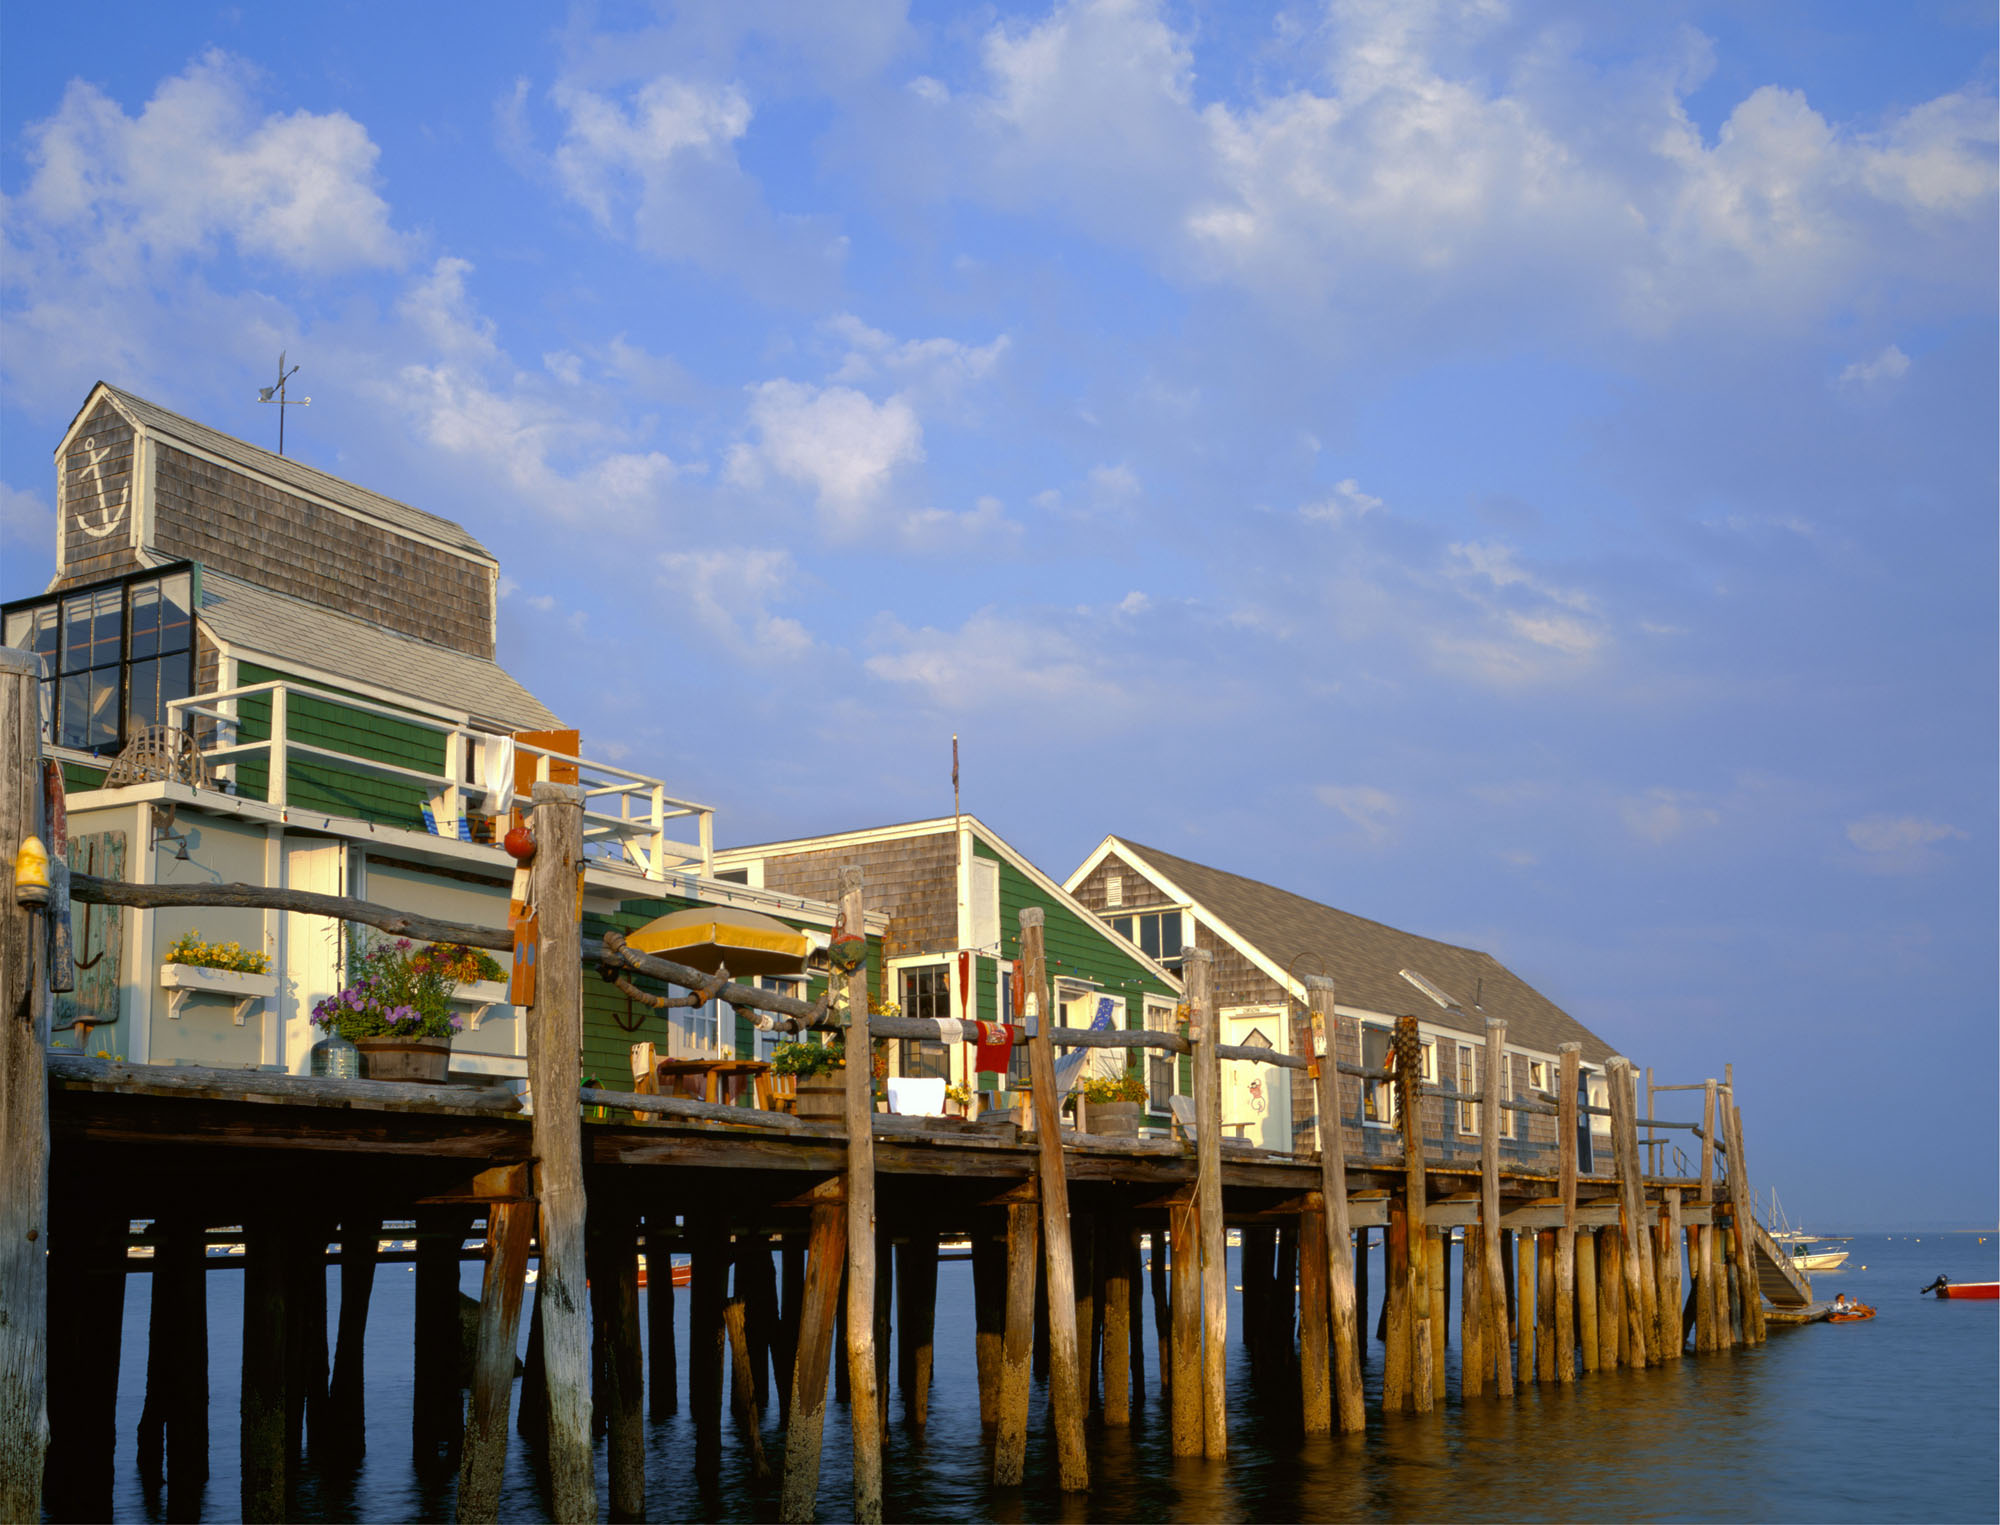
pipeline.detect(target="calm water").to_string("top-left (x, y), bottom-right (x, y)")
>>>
top-left (103, 1231), bottom-right (1997, 1523)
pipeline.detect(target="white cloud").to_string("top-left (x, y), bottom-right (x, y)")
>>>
top-left (825, 314), bottom-right (1010, 396)
top-left (1301, 478), bottom-right (1383, 525)
top-left (1620, 788), bottom-right (1721, 844)
top-left (1846, 816), bottom-right (1964, 854)
top-left (12, 50), bottom-right (403, 278)
top-left (0, 482), bottom-right (55, 563)
top-left (866, 607), bottom-right (1137, 711)
top-left (899, 494), bottom-right (1019, 551)
top-left (1316, 782), bottom-right (1401, 843)
top-left (732, 379), bottom-right (924, 529)
top-left (658, 546), bottom-right (813, 662)
top-left (1429, 540), bottom-right (1606, 681)
top-left (1838, 345), bottom-right (1911, 387)
top-left (398, 257), bottom-right (497, 360)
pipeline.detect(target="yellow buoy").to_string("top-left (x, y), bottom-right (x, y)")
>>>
top-left (13, 834), bottom-right (51, 907)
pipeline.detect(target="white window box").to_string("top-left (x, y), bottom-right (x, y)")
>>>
top-left (453, 979), bottom-right (513, 1031)
top-left (159, 962), bottom-right (278, 1025)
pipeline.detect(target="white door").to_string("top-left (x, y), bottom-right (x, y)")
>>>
top-left (282, 842), bottom-right (344, 1073)
top-left (1222, 1007), bottom-right (1291, 1153)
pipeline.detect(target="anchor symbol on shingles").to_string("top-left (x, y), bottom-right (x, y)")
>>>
top-left (70, 435), bottom-right (128, 539)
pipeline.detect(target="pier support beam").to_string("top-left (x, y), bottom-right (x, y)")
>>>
top-left (1606, 1058), bottom-right (1651, 1368)
top-left (1298, 1203), bottom-right (1331, 1432)
top-left (1460, 1222), bottom-right (1484, 1399)
top-left (457, 1201), bottom-right (533, 1524)
top-left (240, 1216), bottom-right (289, 1525)
top-left (723, 1298), bottom-right (771, 1485)
top-left (414, 1207), bottom-right (472, 1461)
top-left (647, 1210), bottom-right (679, 1418)
top-left (325, 1215), bottom-right (378, 1463)
top-left (1479, 1019), bottom-right (1514, 1397)
top-left (1306, 977), bottom-right (1366, 1431)
top-left (971, 1225), bottom-right (1005, 1428)
top-left (43, 1191), bottom-right (128, 1524)
top-left (896, 1227), bottom-right (939, 1428)
top-left (690, 1208), bottom-right (728, 1485)
top-left (1102, 1211), bottom-right (1133, 1427)
top-left (590, 1197), bottom-right (645, 1522)
top-left (1556, 1043), bottom-right (1580, 1384)
top-left (839, 868), bottom-right (885, 1522)
top-left (1168, 1189), bottom-right (1201, 1455)
top-left (780, 1194), bottom-right (846, 1523)
top-left (1187, 946), bottom-right (1230, 1454)
top-left (1577, 1228), bottom-right (1600, 1373)
top-left (138, 1215), bottom-right (210, 1505)
top-left (992, 1198), bottom-right (1038, 1486)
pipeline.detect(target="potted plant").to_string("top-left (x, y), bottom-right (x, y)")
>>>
top-left (1079, 1070), bottom-right (1148, 1136)
top-left (310, 935), bottom-right (479, 1083)
top-left (159, 929), bottom-right (277, 1024)
top-left (772, 1039), bottom-right (845, 1118)
top-left (944, 1083), bottom-right (973, 1119)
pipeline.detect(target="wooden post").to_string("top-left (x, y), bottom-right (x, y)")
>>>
top-left (43, 1192), bottom-right (127, 1524)
top-left (1071, 1216), bottom-right (1097, 1413)
top-left (1622, 1066), bottom-right (1663, 1361)
top-left (747, 1238), bottom-right (779, 1417)
top-left (1275, 1223), bottom-right (1299, 1364)
top-left (1306, 977), bottom-right (1365, 1430)
top-left (1725, 1096), bottom-right (1767, 1343)
top-left (518, 1283), bottom-right (547, 1443)
top-left (1392, 1015), bottom-right (1433, 1412)
top-left (1536, 1231), bottom-right (1557, 1382)
top-left (1479, 1019), bottom-right (1514, 1396)
top-left (900, 1228), bottom-right (939, 1427)
top-left (971, 1227), bottom-right (1006, 1428)
top-left (647, 1210), bottom-right (679, 1418)
top-left (690, 1209), bottom-right (728, 1484)
top-left (992, 1199), bottom-right (1038, 1487)
top-left (593, 1199), bottom-right (645, 1521)
top-left (414, 1207), bottom-right (471, 1459)
top-left (323, 1216), bottom-right (378, 1463)
top-left (1168, 1190), bottom-right (1201, 1455)
top-left (1515, 1227), bottom-right (1535, 1386)
top-left (457, 1201), bottom-right (534, 1523)
top-left (0, 645), bottom-right (51, 1524)
top-left (1126, 1223), bottom-right (1146, 1415)
top-left (526, 780), bottom-right (596, 1524)
top-left (1299, 1204), bottom-right (1331, 1432)
top-left (1425, 1229), bottom-right (1447, 1402)
top-left (1184, 945), bottom-right (1229, 1455)
top-left (1383, 1204), bottom-right (1410, 1411)
top-left (1605, 1058), bottom-right (1650, 1368)
top-left (1661, 1190), bottom-right (1685, 1361)
top-left (1150, 1221), bottom-right (1170, 1395)
top-left (1577, 1229), bottom-right (1599, 1373)
top-left (1354, 1229), bottom-right (1370, 1365)
top-left (1555, 1043), bottom-right (1579, 1384)
top-left (240, 1216), bottom-right (289, 1525)
top-left (1021, 907), bottom-right (1090, 1487)
top-left (1715, 1215), bottom-right (1737, 1348)
top-left (1695, 1079), bottom-right (1717, 1355)
top-left (777, 1233), bottom-right (803, 1424)
top-left (139, 1215), bottom-right (210, 1500)
top-left (1241, 1226), bottom-right (1272, 1357)
top-left (780, 1197), bottom-right (846, 1524)
top-left (1598, 1225), bottom-right (1622, 1369)
top-left (1461, 1223), bottom-right (1484, 1399)
top-left (1102, 1212), bottom-right (1133, 1427)
top-left (838, 867), bottom-right (885, 1520)
top-left (872, 1219), bottom-right (892, 1435)
top-left (723, 1299), bottom-right (772, 1484)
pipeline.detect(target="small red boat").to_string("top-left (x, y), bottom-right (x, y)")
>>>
top-left (1826, 1303), bottom-right (1875, 1322)
top-left (635, 1256), bottom-right (692, 1290)
top-left (1920, 1276), bottom-right (1999, 1300)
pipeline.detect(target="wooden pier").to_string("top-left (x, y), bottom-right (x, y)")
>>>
top-left (0, 648), bottom-right (1793, 1524)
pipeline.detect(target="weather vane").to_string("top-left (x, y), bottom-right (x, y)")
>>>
top-left (257, 351), bottom-right (311, 456)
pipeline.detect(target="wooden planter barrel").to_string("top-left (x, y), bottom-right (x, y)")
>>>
top-left (1085, 1101), bottom-right (1143, 1137)
top-left (355, 1035), bottom-right (454, 1085)
top-left (794, 1073), bottom-right (847, 1119)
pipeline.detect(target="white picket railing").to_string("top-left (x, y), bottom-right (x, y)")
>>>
top-left (167, 681), bottom-right (712, 879)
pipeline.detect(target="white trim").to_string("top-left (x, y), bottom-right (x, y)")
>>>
top-left (126, 801), bottom-right (153, 1064)
top-left (955, 825), bottom-right (972, 952)
top-left (262, 824), bottom-right (284, 1067)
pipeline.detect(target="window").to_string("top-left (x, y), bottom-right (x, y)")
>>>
top-left (1456, 1043), bottom-right (1479, 1135)
top-left (1105, 872), bottom-right (1123, 908)
top-left (1001, 964), bottom-right (1032, 1086)
top-left (1109, 909), bottom-right (1182, 962)
top-left (3, 565), bottom-right (194, 756)
top-left (1144, 997), bottom-right (1179, 1113)
top-left (1528, 1059), bottom-right (1549, 1095)
top-left (897, 964), bottom-right (952, 1080)
top-left (1364, 1025), bottom-right (1434, 1126)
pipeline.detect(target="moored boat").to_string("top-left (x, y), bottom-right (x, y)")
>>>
top-left (1919, 1276), bottom-right (1999, 1300)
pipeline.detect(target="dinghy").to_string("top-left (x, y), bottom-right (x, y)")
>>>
top-left (1919, 1276), bottom-right (1999, 1300)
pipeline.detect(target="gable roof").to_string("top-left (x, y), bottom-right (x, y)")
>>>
top-left (73, 384), bottom-right (494, 562)
top-left (197, 569), bottom-right (559, 733)
top-left (1104, 838), bottom-right (1614, 1064)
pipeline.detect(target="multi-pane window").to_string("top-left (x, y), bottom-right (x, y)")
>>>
top-left (1363, 1026), bottom-right (1434, 1125)
top-left (1109, 909), bottom-right (1182, 962)
top-left (1145, 998), bottom-right (1178, 1113)
top-left (3, 566), bottom-right (193, 756)
top-left (897, 964), bottom-right (952, 1081)
top-left (1457, 1043), bottom-right (1479, 1134)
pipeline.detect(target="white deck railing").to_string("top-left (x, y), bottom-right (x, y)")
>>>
top-left (168, 681), bottom-right (713, 879)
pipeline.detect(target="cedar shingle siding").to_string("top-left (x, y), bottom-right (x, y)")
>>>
top-left (755, 831), bottom-right (960, 958)
top-left (55, 400), bottom-right (142, 588)
top-left (152, 444), bottom-right (493, 658)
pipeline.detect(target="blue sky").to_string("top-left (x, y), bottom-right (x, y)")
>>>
top-left (3, 2), bottom-right (1993, 1228)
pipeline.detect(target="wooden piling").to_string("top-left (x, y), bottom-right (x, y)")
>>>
top-left (690, 1208), bottom-right (728, 1484)
top-left (1126, 1222), bottom-right (1146, 1414)
top-left (1382, 1204), bottom-right (1410, 1411)
top-left (1425, 1230), bottom-right (1446, 1402)
top-left (139, 1215), bottom-right (210, 1498)
top-left (1021, 907), bottom-right (1091, 1487)
top-left (240, 1216), bottom-right (289, 1525)
top-left (1536, 1231), bottom-right (1557, 1383)
top-left (1242, 1225), bottom-right (1273, 1357)
top-left (457, 1201), bottom-right (534, 1524)
top-left (992, 1199), bottom-right (1039, 1487)
top-left (1275, 1222), bottom-right (1299, 1364)
top-left (1597, 1225), bottom-right (1621, 1368)
top-left (1577, 1228), bottom-right (1599, 1373)
top-left (1694, 1079), bottom-right (1717, 1355)
top-left (1394, 1015), bottom-right (1434, 1412)
top-left (747, 1237), bottom-right (780, 1416)
top-left (1515, 1226), bottom-right (1535, 1386)
top-left (518, 1281), bottom-right (547, 1444)
top-left (1168, 1190), bottom-right (1201, 1455)
top-left (723, 1300), bottom-right (772, 1484)
top-left (598, 1201), bottom-right (645, 1521)
top-left (1072, 1214), bottom-right (1097, 1413)
top-left (971, 1227), bottom-right (1006, 1427)
top-left (414, 1207), bottom-right (472, 1459)
top-left (43, 1192), bottom-right (127, 1523)
top-left (1149, 1221), bottom-right (1170, 1396)
top-left (1298, 1204), bottom-right (1331, 1431)
top-left (1306, 976), bottom-right (1366, 1430)
top-left (1723, 1095), bottom-right (1768, 1343)
top-left (1661, 1190), bottom-right (1685, 1361)
top-left (280, 1218), bottom-right (327, 1465)
top-left (839, 867), bottom-right (885, 1521)
top-left (898, 1228), bottom-right (939, 1427)
top-left (526, 780), bottom-right (597, 1525)
top-left (777, 1232), bottom-right (804, 1423)
top-left (647, 1209), bottom-right (679, 1418)
top-left (1102, 1212), bottom-right (1134, 1427)
top-left (1605, 1058), bottom-right (1651, 1368)
top-left (321, 1215), bottom-right (377, 1462)
top-left (780, 1194), bottom-right (846, 1523)
top-left (873, 1219), bottom-right (892, 1433)
top-left (1185, 945), bottom-right (1230, 1455)
top-left (0, 644), bottom-right (51, 1525)
top-left (1556, 1043), bottom-right (1579, 1384)
top-left (1460, 1223), bottom-right (1484, 1399)
top-left (1479, 1019), bottom-right (1514, 1396)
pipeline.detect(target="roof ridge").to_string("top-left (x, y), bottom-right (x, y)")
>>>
top-left (1114, 836), bottom-right (1494, 961)
top-left (199, 567), bottom-right (510, 664)
top-left (93, 383), bottom-right (492, 560)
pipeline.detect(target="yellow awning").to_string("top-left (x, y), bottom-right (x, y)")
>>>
top-left (625, 906), bottom-right (811, 978)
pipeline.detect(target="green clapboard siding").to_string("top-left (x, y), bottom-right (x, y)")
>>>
top-left (974, 834), bottom-right (1176, 1105)
top-left (231, 661), bottom-right (445, 827)
top-left (581, 895), bottom-right (880, 1095)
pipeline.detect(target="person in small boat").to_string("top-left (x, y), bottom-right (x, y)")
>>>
top-left (1832, 1294), bottom-right (1850, 1313)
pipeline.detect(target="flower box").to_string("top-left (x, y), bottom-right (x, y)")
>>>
top-left (451, 979), bottom-right (513, 1031)
top-left (160, 962), bottom-right (278, 1025)
top-left (356, 1035), bottom-right (454, 1084)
